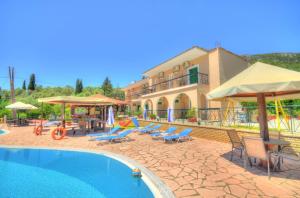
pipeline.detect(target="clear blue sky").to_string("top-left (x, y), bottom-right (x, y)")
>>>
top-left (0, 0), bottom-right (299, 89)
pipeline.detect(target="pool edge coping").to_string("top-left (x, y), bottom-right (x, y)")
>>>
top-left (0, 145), bottom-right (175, 198)
top-left (0, 129), bottom-right (10, 135)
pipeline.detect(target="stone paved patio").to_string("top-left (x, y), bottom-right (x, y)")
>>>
top-left (1, 125), bottom-right (300, 198)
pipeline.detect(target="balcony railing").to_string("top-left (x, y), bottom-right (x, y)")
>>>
top-left (126, 72), bottom-right (208, 100)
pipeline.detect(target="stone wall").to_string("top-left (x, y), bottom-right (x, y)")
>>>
top-left (139, 120), bottom-right (300, 154)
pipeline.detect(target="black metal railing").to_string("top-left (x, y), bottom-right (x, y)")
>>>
top-left (123, 105), bottom-right (300, 133)
top-left (125, 72), bottom-right (208, 100)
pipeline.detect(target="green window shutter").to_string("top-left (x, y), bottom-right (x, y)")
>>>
top-left (189, 67), bottom-right (198, 84)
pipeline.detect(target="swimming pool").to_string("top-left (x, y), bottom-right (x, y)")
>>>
top-left (0, 147), bottom-right (155, 198)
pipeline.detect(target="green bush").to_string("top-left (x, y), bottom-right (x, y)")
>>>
top-left (187, 107), bottom-right (196, 118)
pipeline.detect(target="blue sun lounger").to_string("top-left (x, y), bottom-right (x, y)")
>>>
top-left (135, 122), bottom-right (155, 132)
top-left (95, 129), bottom-right (133, 142)
top-left (163, 128), bottom-right (193, 143)
top-left (87, 126), bottom-right (121, 137)
top-left (150, 126), bottom-right (177, 138)
top-left (140, 124), bottom-right (161, 134)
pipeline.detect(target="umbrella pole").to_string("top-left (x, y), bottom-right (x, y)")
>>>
top-left (61, 103), bottom-right (66, 128)
top-left (257, 93), bottom-right (269, 141)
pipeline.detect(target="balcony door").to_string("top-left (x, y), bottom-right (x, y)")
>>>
top-left (188, 65), bottom-right (199, 84)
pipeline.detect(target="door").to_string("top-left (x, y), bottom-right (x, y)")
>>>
top-left (189, 67), bottom-right (198, 84)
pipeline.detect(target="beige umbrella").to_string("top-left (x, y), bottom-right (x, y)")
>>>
top-left (6, 102), bottom-right (38, 110)
top-left (207, 62), bottom-right (300, 140)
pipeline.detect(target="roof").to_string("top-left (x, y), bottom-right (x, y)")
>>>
top-left (143, 46), bottom-right (207, 77)
top-left (122, 78), bottom-right (149, 90)
top-left (38, 96), bottom-right (112, 106)
top-left (88, 94), bottom-right (128, 105)
top-left (207, 62), bottom-right (300, 101)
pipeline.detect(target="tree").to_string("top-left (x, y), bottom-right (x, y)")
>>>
top-left (111, 87), bottom-right (125, 100)
top-left (101, 77), bottom-right (113, 96)
top-left (22, 80), bottom-right (26, 90)
top-left (8, 66), bottom-right (17, 119)
top-left (75, 79), bottom-right (83, 94)
top-left (28, 74), bottom-right (36, 91)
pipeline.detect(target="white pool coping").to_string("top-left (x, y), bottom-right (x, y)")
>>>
top-left (0, 145), bottom-right (175, 198)
top-left (0, 129), bottom-right (9, 135)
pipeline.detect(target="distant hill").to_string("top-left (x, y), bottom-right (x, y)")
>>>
top-left (244, 53), bottom-right (300, 72)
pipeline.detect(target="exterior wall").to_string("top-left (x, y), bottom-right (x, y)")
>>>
top-left (124, 47), bottom-right (249, 113)
top-left (208, 49), bottom-right (222, 108)
top-left (141, 86), bottom-right (199, 115)
top-left (218, 48), bottom-right (249, 85)
top-left (207, 48), bottom-right (249, 108)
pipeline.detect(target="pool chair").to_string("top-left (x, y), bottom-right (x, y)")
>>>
top-left (118, 119), bottom-right (132, 128)
top-left (163, 128), bottom-right (193, 143)
top-left (139, 124), bottom-right (161, 134)
top-left (135, 122), bottom-right (155, 132)
top-left (150, 126), bottom-right (177, 139)
top-left (242, 137), bottom-right (280, 179)
top-left (131, 117), bottom-right (141, 128)
top-left (87, 126), bottom-right (121, 138)
top-left (95, 129), bottom-right (133, 143)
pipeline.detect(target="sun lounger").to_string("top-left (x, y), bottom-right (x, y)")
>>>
top-left (163, 128), bottom-right (192, 142)
top-left (140, 124), bottom-right (161, 134)
top-left (150, 126), bottom-right (177, 138)
top-left (119, 120), bottom-right (132, 127)
top-left (87, 126), bottom-right (121, 137)
top-left (135, 123), bottom-right (154, 132)
top-left (131, 117), bottom-right (140, 127)
top-left (95, 129), bottom-right (133, 142)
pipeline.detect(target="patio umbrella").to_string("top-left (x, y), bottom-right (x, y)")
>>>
top-left (143, 108), bottom-right (147, 120)
top-left (207, 62), bottom-right (300, 140)
top-left (6, 102), bottom-right (38, 110)
top-left (107, 106), bottom-right (115, 131)
top-left (167, 107), bottom-right (174, 123)
top-left (6, 102), bottom-right (38, 122)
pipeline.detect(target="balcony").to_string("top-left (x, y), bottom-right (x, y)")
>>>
top-left (126, 72), bottom-right (208, 100)
top-left (147, 72), bottom-right (208, 94)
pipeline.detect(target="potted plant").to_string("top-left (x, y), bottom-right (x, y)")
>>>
top-left (187, 107), bottom-right (197, 122)
top-left (134, 110), bottom-right (142, 118)
top-left (150, 113), bottom-right (156, 120)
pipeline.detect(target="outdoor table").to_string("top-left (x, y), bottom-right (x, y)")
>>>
top-left (264, 139), bottom-right (290, 171)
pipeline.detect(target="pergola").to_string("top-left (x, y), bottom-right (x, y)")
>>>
top-left (38, 96), bottom-right (113, 126)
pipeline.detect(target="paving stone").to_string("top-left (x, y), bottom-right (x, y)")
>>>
top-left (1, 125), bottom-right (300, 198)
top-left (196, 188), bottom-right (226, 197)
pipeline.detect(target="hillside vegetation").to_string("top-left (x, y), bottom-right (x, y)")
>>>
top-left (244, 53), bottom-right (300, 71)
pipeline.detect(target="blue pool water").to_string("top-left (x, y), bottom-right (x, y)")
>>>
top-left (0, 130), bottom-right (5, 135)
top-left (0, 148), bottom-right (154, 198)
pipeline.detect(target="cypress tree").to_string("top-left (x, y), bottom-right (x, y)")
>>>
top-left (101, 77), bottom-right (113, 96)
top-left (75, 79), bottom-right (83, 94)
top-left (22, 80), bottom-right (26, 90)
top-left (28, 74), bottom-right (36, 91)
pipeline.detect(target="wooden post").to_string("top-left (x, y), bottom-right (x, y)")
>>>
top-left (257, 93), bottom-right (269, 141)
top-left (61, 103), bottom-right (65, 128)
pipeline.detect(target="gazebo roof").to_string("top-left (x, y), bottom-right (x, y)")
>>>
top-left (38, 96), bottom-right (112, 106)
top-left (88, 94), bottom-right (128, 105)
